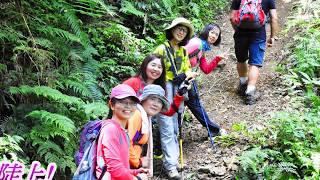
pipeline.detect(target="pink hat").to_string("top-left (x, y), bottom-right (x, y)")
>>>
top-left (110, 84), bottom-right (140, 102)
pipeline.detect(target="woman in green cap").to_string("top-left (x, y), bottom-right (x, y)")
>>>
top-left (153, 17), bottom-right (197, 180)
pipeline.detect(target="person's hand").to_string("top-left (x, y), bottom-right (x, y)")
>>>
top-left (177, 77), bottom-right (194, 95)
top-left (138, 167), bottom-right (149, 174)
top-left (267, 37), bottom-right (275, 47)
top-left (217, 49), bottom-right (230, 60)
top-left (187, 71), bottom-right (199, 80)
top-left (137, 172), bottom-right (149, 180)
top-left (140, 157), bottom-right (150, 168)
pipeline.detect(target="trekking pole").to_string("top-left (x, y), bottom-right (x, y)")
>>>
top-left (192, 81), bottom-right (216, 150)
top-left (178, 110), bottom-right (185, 171)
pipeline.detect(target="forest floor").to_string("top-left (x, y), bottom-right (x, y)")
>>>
top-left (153, 0), bottom-right (293, 179)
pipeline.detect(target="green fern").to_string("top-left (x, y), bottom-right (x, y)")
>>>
top-left (0, 26), bottom-right (25, 42)
top-left (63, 7), bottom-right (90, 47)
top-left (9, 85), bottom-right (84, 106)
top-left (82, 59), bottom-right (103, 101)
top-left (71, 0), bottom-right (116, 17)
top-left (61, 79), bottom-right (92, 98)
top-left (120, 1), bottom-right (145, 17)
top-left (33, 38), bottom-right (53, 49)
top-left (37, 140), bottom-right (64, 157)
top-left (82, 102), bottom-right (109, 118)
top-left (238, 147), bottom-right (268, 174)
top-left (0, 134), bottom-right (28, 164)
top-left (161, 0), bottom-right (177, 13)
top-left (264, 162), bottom-right (299, 179)
top-left (27, 110), bottom-right (76, 135)
top-left (39, 26), bottom-right (81, 43)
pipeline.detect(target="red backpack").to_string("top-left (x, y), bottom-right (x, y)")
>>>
top-left (233, 0), bottom-right (266, 29)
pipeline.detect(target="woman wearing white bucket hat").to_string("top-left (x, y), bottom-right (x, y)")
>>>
top-left (153, 17), bottom-right (198, 180)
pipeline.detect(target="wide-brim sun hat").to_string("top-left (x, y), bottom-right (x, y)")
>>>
top-left (110, 84), bottom-right (140, 103)
top-left (139, 84), bottom-right (170, 112)
top-left (165, 17), bottom-right (194, 39)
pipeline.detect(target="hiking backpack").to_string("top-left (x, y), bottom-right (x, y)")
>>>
top-left (233, 0), bottom-right (266, 29)
top-left (73, 119), bottom-right (106, 180)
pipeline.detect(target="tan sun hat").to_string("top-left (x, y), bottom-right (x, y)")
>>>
top-left (165, 17), bottom-right (194, 39)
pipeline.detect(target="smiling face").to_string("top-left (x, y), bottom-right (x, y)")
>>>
top-left (110, 97), bottom-right (137, 121)
top-left (145, 58), bottom-right (163, 84)
top-left (141, 95), bottom-right (163, 116)
top-left (172, 25), bottom-right (188, 42)
top-left (207, 27), bottom-right (220, 44)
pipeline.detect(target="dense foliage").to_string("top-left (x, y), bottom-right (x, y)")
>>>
top-left (234, 0), bottom-right (320, 179)
top-left (0, 0), bottom-right (228, 178)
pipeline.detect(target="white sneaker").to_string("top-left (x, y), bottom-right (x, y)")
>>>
top-left (219, 128), bottom-right (228, 136)
top-left (167, 168), bottom-right (182, 180)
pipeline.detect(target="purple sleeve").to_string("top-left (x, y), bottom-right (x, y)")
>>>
top-left (230, 0), bottom-right (241, 10)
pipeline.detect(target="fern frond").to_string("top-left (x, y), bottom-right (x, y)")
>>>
top-left (238, 147), bottom-right (268, 173)
top-left (63, 79), bottom-right (91, 98)
top-left (0, 26), bottom-right (25, 42)
top-left (82, 59), bottom-right (103, 101)
top-left (0, 63), bottom-right (7, 73)
top-left (63, 8), bottom-right (90, 47)
top-left (82, 102), bottom-right (109, 118)
top-left (44, 152), bottom-right (60, 167)
top-left (27, 110), bottom-right (76, 134)
top-left (82, 45), bottom-right (99, 60)
top-left (13, 45), bottom-right (55, 62)
top-left (72, 0), bottom-right (117, 17)
top-left (89, 0), bottom-right (117, 16)
top-left (9, 85), bottom-right (84, 106)
top-left (33, 38), bottom-right (53, 49)
top-left (39, 26), bottom-right (81, 43)
top-left (37, 140), bottom-right (64, 157)
top-left (189, 2), bottom-right (200, 17)
top-left (120, 1), bottom-right (145, 17)
top-left (29, 121), bottom-right (73, 141)
top-left (161, 0), bottom-right (177, 13)
top-left (276, 162), bottom-right (298, 176)
top-left (0, 134), bottom-right (24, 153)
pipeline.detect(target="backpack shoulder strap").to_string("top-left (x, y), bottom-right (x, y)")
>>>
top-left (98, 166), bottom-right (107, 180)
top-left (164, 43), bottom-right (178, 77)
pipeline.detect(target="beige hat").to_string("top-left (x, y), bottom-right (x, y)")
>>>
top-left (165, 17), bottom-right (194, 39)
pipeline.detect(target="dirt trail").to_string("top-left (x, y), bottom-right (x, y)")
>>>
top-left (153, 1), bottom-right (292, 179)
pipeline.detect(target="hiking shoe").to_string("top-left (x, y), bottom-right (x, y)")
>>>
top-left (177, 164), bottom-right (188, 172)
top-left (245, 90), bottom-right (262, 105)
top-left (237, 82), bottom-right (247, 96)
top-left (219, 128), bottom-right (228, 136)
top-left (167, 169), bottom-right (182, 180)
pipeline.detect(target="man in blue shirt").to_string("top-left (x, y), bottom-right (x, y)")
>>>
top-left (230, 0), bottom-right (278, 105)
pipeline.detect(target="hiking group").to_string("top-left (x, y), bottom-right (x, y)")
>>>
top-left (73, 0), bottom-right (278, 179)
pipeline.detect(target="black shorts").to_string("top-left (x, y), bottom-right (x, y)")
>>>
top-left (234, 35), bottom-right (266, 67)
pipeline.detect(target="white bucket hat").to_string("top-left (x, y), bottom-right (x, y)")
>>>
top-left (165, 17), bottom-right (194, 39)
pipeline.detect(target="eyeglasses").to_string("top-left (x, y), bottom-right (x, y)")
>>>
top-left (117, 99), bottom-right (137, 108)
top-left (175, 26), bottom-right (188, 34)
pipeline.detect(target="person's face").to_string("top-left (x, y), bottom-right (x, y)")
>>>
top-left (146, 58), bottom-right (163, 83)
top-left (207, 27), bottom-right (220, 44)
top-left (172, 25), bottom-right (188, 42)
top-left (142, 95), bottom-right (163, 116)
top-left (111, 97), bottom-right (137, 120)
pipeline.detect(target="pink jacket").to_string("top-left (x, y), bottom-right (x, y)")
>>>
top-left (185, 37), bottom-right (222, 74)
top-left (95, 119), bottom-right (141, 180)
